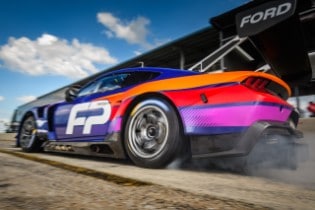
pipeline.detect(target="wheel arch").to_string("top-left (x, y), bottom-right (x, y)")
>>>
top-left (120, 92), bottom-right (186, 156)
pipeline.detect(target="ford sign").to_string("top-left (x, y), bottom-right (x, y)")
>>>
top-left (236, 0), bottom-right (296, 37)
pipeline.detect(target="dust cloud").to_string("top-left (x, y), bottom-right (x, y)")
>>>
top-left (167, 128), bottom-right (315, 189)
top-left (249, 131), bottom-right (315, 188)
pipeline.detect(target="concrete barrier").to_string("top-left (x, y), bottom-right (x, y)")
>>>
top-left (0, 133), bottom-right (16, 141)
top-left (298, 118), bottom-right (315, 132)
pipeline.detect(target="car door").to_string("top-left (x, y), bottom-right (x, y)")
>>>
top-left (53, 73), bottom-right (127, 141)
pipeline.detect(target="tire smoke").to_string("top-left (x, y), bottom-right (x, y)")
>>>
top-left (167, 119), bottom-right (315, 189)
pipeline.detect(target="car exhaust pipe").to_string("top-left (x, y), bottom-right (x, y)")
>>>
top-left (91, 145), bottom-right (100, 153)
top-left (90, 144), bottom-right (114, 154)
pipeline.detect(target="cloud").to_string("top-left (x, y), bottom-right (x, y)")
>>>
top-left (97, 12), bottom-right (152, 49)
top-left (0, 96), bottom-right (4, 101)
top-left (133, 51), bottom-right (142, 56)
top-left (17, 95), bottom-right (37, 103)
top-left (0, 34), bottom-right (118, 79)
top-left (0, 118), bottom-right (9, 123)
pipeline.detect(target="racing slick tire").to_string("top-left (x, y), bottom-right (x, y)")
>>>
top-left (19, 115), bottom-right (43, 152)
top-left (124, 98), bottom-right (187, 168)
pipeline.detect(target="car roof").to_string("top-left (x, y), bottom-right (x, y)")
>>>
top-left (80, 67), bottom-right (200, 90)
top-left (105, 67), bottom-right (200, 79)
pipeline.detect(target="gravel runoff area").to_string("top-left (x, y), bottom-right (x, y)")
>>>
top-left (0, 152), bottom-right (268, 210)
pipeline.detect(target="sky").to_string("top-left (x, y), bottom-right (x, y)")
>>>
top-left (0, 0), bottom-right (249, 122)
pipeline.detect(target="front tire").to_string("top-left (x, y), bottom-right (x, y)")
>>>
top-left (124, 98), bottom-right (186, 168)
top-left (19, 115), bottom-right (42, 152)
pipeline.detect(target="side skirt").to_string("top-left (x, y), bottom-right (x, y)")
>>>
top-left (43, 133), bottom-right (126, 159)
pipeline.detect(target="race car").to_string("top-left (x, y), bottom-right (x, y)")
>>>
top-left (17, 67), bottom-right (304, 169)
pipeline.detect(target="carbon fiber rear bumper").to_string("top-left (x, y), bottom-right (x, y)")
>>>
top-left (190, 121), bottom-right (306, 159)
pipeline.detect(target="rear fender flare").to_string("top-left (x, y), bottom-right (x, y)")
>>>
top-left (119, 92), bottom-right (186, 152)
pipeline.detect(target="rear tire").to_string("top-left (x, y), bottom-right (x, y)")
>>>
top-left (19, 115), bottom-right (42, 152)
top-left (124, 98), bottom-right (187, 168)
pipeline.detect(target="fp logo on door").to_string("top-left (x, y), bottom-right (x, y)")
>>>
top-left (66, 100), bottom-right (111, 135)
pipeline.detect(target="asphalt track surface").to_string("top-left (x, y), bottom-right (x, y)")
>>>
top-left (0, 118), bottom-right (314, 209)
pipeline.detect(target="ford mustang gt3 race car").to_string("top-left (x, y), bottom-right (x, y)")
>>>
top-left (17, 67), bottom-right (304, 169)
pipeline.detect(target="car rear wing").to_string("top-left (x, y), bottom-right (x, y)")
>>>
top-left (210, 0), bottom-right (314, 85)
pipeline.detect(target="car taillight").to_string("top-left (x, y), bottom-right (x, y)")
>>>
top-left (242, 77), bottom-right (289, 99)
top-left (243, 77), bottom-right (270, 92)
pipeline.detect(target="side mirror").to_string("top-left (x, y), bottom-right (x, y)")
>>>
top-left (65, 85), bottom-right (81, 102)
